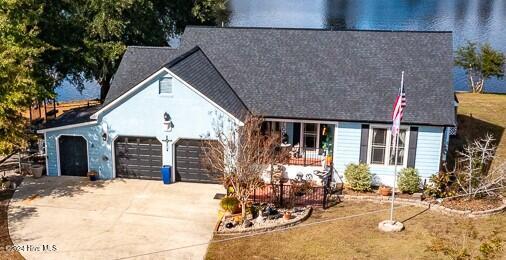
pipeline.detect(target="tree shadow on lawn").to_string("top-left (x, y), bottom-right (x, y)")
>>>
top-left (448, 114), bottom-right (504, 168)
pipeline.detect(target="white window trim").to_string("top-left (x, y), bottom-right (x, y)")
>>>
top-left (300, 123), bottom-right (320, 149)
top-left (159, 76), bottom-right (173, 96)
top-left (366, 124), bottom-right (410, 167)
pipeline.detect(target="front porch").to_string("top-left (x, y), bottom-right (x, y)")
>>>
top-left (257, 120), bottom-right (338, 187)
top-left (263, 120), bottom-right (335, 167)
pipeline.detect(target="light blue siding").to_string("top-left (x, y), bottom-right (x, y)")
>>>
top-left (333, 122), bottom-right (444, 185)
top-left (415, 126), bottom-right (444, 178)
top-left (44, 69), bottom-right (235, 180)
top-left (333, 122), bottom-right (361, 175)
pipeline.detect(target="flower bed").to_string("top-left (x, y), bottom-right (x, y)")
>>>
top-left (440, 196), bottom-right (503, 212)
top-left (343, 188), bottom-right (419, 200)
top-left (216, 206), bottom-right (312, 234)
top-left (338, 194), bottom-right (506, 218)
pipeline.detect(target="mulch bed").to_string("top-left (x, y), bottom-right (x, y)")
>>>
top-left (342, 188), bottom-right (505, 212)
top-left (217, 206), bottom-right (312, 234)
top-left (441, 196), bottom-right (504, 211)
top-left (342, 188), bottom-right (422, 200)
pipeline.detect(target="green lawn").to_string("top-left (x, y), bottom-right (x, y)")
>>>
top-left (206, 202), bottom-right (505, 259)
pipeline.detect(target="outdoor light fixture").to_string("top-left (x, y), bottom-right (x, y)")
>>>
top-left (164, 112), bottom-right (171, 121)
top-left (163, 112), bottom-right (173, 132)
top-left (101, 122), bottom-right (108, 142)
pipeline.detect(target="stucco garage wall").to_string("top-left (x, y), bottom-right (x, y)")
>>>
top-left (99, 70), bottom-right (234, 179)
top-left (44, 70), bottom-right (235, 180)
top-left (44, 124), bottom-right (113, 178)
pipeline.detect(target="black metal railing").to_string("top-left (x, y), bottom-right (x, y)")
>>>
top-left (251, 167), bottom-right (335, 209)
top-left (252, 184), bottom-right (326, 207)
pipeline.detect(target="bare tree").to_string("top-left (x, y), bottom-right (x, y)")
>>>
top-left (202, 113), bottom-right (283, 219)
top-left (450, 134), bottom-right (506, 198)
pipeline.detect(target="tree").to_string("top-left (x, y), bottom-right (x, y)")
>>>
top-left (38, 0), bottom-right (228, 101)
top-left (0, 0), bottom-right (53, 154)
top-left (202, 114), bottom-right (282, 220)
top-left (192, 0), bottom-right (230, 26)
top-left (0, 0), bottom-right (226, 154)
top-left (455, 41), bottom-right (505, 93)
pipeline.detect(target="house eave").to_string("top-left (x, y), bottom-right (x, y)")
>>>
top-left (36, 121), bottom-right (98, 134)
top-left (263, 116), bottom-right (454, 127)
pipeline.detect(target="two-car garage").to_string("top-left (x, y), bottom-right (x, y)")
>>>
top-left (113, 137), bottom-right (219, 183)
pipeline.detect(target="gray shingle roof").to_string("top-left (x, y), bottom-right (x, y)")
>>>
top-left (166, 47), bottom-right (250, 121)
top-left (106, 26), bottom-right (456, 126)
top-left (104, 46), bottom-right (183, 106)
top-left (42, 105), bottom-right (101, 129)
top-left (180, 26), bottom-right (455, 126)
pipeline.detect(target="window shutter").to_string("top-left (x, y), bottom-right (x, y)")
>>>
top-left (407, 127), bottom-right (418, 168)
top-left (359, 124), bottom-right (369, 163)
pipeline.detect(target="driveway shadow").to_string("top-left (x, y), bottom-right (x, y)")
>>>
top-left (7, 176), bottom-right (127, 230)
top-left (15, 176), bottom-right (130, 198)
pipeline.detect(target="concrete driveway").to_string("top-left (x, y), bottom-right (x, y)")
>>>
top-left (8, 176), bottom-right (223, 260)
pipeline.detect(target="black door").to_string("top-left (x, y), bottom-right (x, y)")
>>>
top-left (114, 136), bottom-right (162, 179)
top-left (174, 139), bottom-right (220, 183)
top-left (59, 136), bottom-right (88, 176)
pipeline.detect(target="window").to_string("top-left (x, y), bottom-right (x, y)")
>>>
top-left (389, 130), bottom-right (407, 165)
top-left (371, 128), bottom-right (387, 164)
top-left (303, 123), bottom-right (317, 148)
top-left (369, 127), bottom-right (408, 166)
top-left (159, 77), bottom-right (172, 94)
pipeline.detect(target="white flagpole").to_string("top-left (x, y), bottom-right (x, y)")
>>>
top-left (389, 71), bottom-right (404, 222)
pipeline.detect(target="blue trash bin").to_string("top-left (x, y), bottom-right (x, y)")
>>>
top-left (161, 165), bottom-right (171, 184)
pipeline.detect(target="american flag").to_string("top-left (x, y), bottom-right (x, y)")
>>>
top-left (391, 72), bottom-right (406, 138)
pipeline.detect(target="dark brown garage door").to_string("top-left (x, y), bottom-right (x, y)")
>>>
top-left (114, 136), bottom-right (162, 180)
top-left (174, 139), bottom-right (220, 183)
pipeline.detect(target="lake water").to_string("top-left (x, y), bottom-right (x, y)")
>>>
top-left (56, 0), bottom-right (506, 101)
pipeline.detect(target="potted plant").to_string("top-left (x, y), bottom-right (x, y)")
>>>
top-left (326, 155), bottom-right (333, 166)
top-left (31, 164), bottom-right (45, 178)
top-left (87, 171), bottom-right (98, 181)
top-left (220, 196), bottom-right (240, 216)
top-left (378, 185), bottom-right (392, 196)
top-left (283, 210), bottom-right (292, 220)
